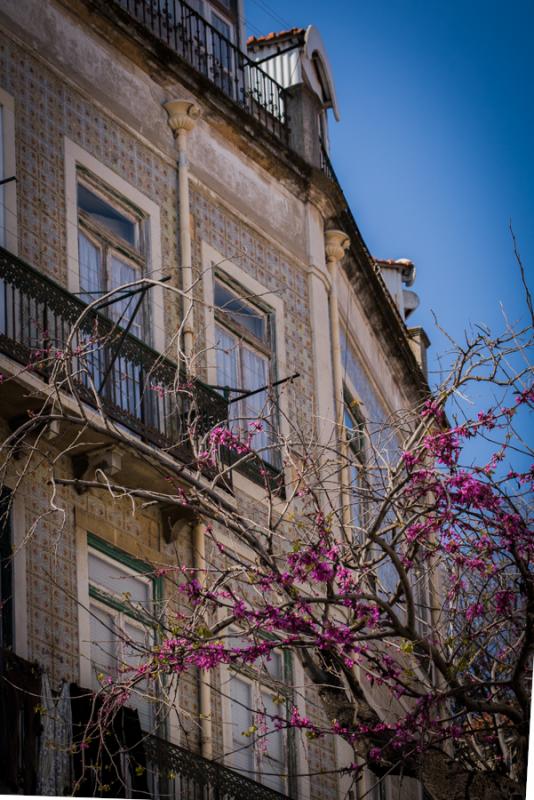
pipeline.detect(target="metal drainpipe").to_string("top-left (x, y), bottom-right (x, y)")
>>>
top-left (163, 100), bottom-right (202, 364)
top-left (325, 229), bottom-right (350, 429)
top-left (164, 101), bottom-right (212, 757)
top-left (192, 521), bottom-right (213, 760)
top-left (325, 230), bottom-right (358, 794)
top-left (325, 229), bottom-right (352, 533)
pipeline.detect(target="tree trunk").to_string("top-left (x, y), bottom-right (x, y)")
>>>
top-left (419, 750), bottom-right (525, 800)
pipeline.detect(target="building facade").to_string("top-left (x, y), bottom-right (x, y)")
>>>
top-left (0, 1), bottom-right (429, 798)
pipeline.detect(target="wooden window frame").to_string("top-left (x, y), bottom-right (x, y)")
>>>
top-left (76, 170), bottom-right (150, 340)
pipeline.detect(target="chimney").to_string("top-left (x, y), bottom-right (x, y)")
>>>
top-left (408, 327), bottom-right (431, 377)
top-left (375, 258), bottom-right (420, 321)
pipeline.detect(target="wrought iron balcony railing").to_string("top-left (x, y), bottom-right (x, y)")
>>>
top-left (0, 247), bottom-right (227, 467)
top-left (110, 0), bottom-right (289, 143)
top-left (0, 651), bottom-right (289, 799)
top-left (144, 733), bottom-right (290, 800)
top-left (319, 143), bottom-right (336, 184)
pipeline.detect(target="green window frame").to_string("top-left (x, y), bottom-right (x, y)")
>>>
top-left (87, 534), bottom-right (163, 733)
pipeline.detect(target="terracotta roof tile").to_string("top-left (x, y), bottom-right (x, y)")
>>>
top-left (247, 28), bottom-right (305, 47)
top-left (375, 258), bottom-right (414, 267)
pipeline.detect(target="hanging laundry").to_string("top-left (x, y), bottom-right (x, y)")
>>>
top-left (37, 673), bottom-right (73, 795)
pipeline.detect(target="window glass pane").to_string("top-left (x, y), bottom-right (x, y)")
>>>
top-left (241, 345), bottom-right (272, 457)
top-left (88, 550), bottom-right (151, 608)
top-left (264, 650), bottom-right (283, 681)
top-left (375, 533), bottom-right (398, 597)
top-left (78, 232), bottom-right (103, 301)
top-left (123, 619), bottom-right (152, 731)
top-left (0, 106), bottom-right (4, 248)
top-left (109, 255), bottom-right (142, 338)
top-left (241, 345), bottom-right (268, 397)
top-left (211, 13), bottom-right (231, 39)
top-left (90, 603), bottom-right (117, 682)
top-left (78, 183), bottom-right (137, 247)
top-left (214, 280), bottom-right (266, 341)
top-left (186, 0), bottom-right (204, 13)
top-left (215, 324), bottom-right (239, 395)
top-left (349, 462), bottom-right (363, 535)
top-left (230, 676), bottom-right (255, 774)
top-left (344, 401), bottom-right (364, 456)
top-left (260, 690), bottom-right (285, 792)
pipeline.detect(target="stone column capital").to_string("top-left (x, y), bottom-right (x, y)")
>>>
top-left (163, 99), bottom-right (202, 136)
top-left (325, 229), bottom-right (350, 264)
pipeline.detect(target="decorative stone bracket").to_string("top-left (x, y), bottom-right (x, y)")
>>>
top-left (160, 503), bottom-right (198, 543)
top-left (71, 446), bottom-right (123, 494)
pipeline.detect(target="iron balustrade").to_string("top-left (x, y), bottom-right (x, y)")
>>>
top-left (144, 733), bottom-right (290, 800)
top-left (111, 0), bottom-right (289, 143)
top-left (0, 246), bottom-right (227, 465)
top-left (0, 650), bottom-right (290, 799)
top-left (319, 143), bottom-right (336, 184)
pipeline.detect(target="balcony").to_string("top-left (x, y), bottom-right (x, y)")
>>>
top-left (144, 733), bottom-right (290, 800)
top-left (109, 0), bottom-right (289, 143)
top-left (0, 247), bottom-right (284, 490)
top-left (0, 246), bottom-right (227, 471)
top-left (0, 650), bottom-right (289, 799)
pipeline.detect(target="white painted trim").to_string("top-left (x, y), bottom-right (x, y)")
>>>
top-left (291, 656), bottom-right (311, 800)
top-left (75, 524), bottom-right (92, 688)
top-left (64, 137), bottom-right (165, 353)
top-left (0, 87), bottom-right (18, 255)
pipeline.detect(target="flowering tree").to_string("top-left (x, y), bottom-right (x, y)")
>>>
top-left (0, 272), bottom-right (532, 800)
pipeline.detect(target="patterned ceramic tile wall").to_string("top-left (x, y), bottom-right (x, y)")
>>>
top-left (0, 20), bottom-right (340, 794)
top-left (0, 34), bottom-right (181, 342)
top-left (24, 465), bottom-right (79, 683)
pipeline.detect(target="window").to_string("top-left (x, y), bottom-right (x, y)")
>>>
top-left (343, 393), bottom-right (366, 539)
top-left (214, 277), bottom-right (278, 466)
top-left (413, 563), bottom-right (432, 637)
top-left (77, 175), bottom-right (147, 340)
top-left (167, 0), bottom-right (237, 97)
top-left (76, 172), bottom-right (149, 415)
top-left (87, 537), bottom-right (160, 732)
top-left (0, 91), bottom-right (16, 256)
top-left (186, 0), bottom-right (236, 33)
top-left (210, 11), bottom-right (234, 95)
top-left (0, 105), bottom-right (5, 248)
top-left (0, 488), bottom-right (13, 649)
top-left (227, 638), bottom-right (288, 793)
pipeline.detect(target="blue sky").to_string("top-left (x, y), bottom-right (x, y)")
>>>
top-left (245, 0), bottom-right (534, 414)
